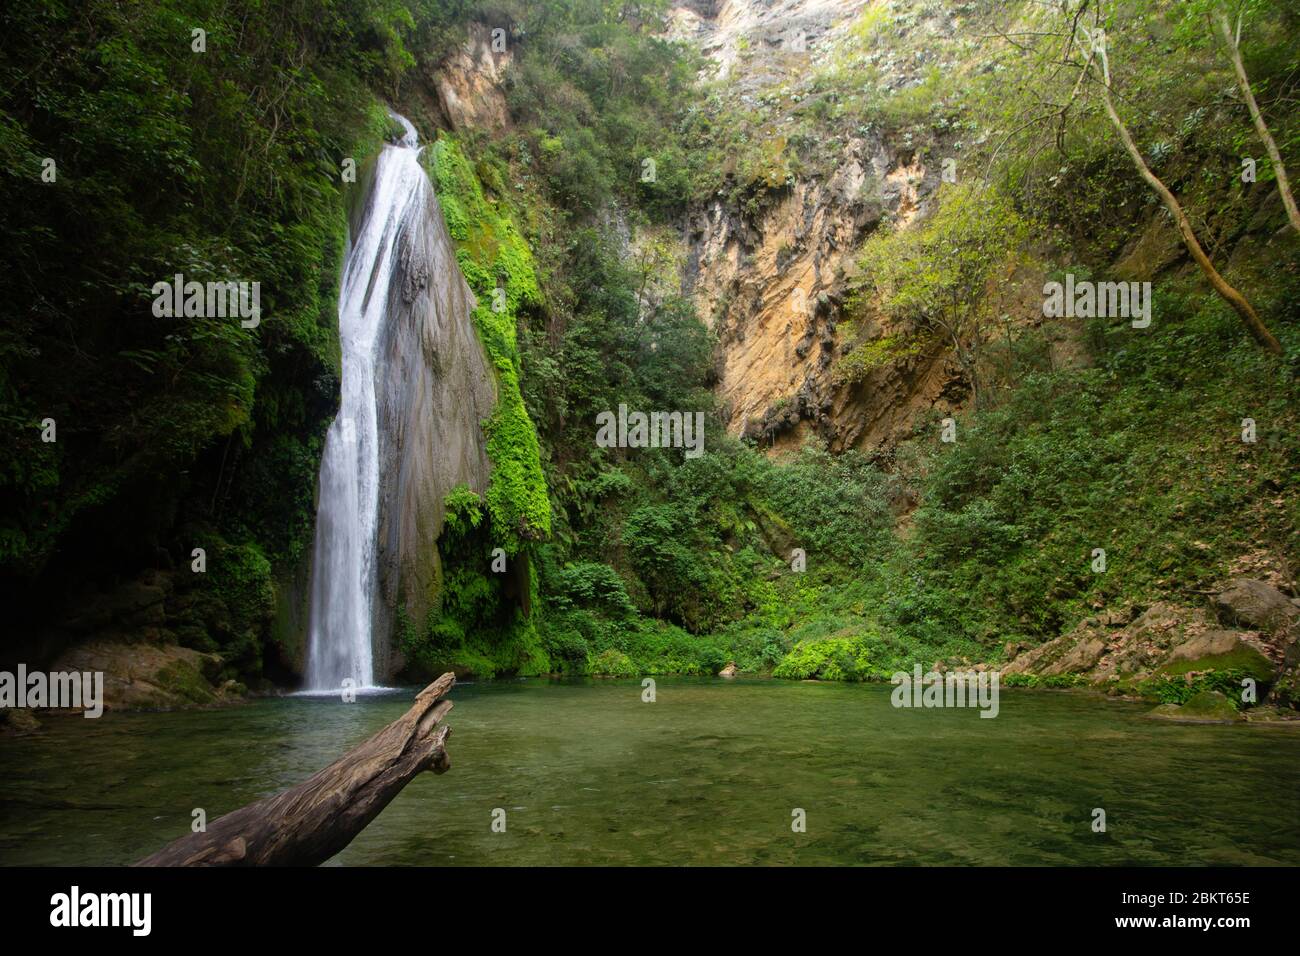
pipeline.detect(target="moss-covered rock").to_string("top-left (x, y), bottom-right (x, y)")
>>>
top-left (50, 639), bottom-right (241, 712)
top-left (1146, 690), bottom-right (1242, 723)
top-left (1158, 634), bottom-right (1275, 684)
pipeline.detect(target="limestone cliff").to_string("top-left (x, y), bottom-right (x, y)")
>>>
top-left (675, 0), bottom-right (970, 454)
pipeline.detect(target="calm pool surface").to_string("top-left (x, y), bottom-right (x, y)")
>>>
top-left (2, 677), bottom-right (1298, 865)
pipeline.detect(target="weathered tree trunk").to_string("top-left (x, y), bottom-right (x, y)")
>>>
top-left (1082, 26), bottom-right (1283, 355)
top-left (137, 673), bottom-right (456, 867)
top-left (1214, 9), bottom-right (1300, 233)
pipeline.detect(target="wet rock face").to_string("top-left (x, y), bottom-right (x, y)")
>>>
top-left (370, 167), bottom-right (496, 681)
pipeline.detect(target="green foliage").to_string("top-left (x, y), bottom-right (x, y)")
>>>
top-left (772, 633), bottom-right (874, 682)
top-left (832, 334), bottom-right (923, 386)
top-left (1138, 670), bottom-right (1254, 708)
top-left (7, 0), bottom-right (1298, 694)
top-left (857, 181), bottom-right (1034, 403)
top-left (400, 561), bottom-right (550, 680)
top-left (551, 562), bottom-right (636, 618)
top-left (1001, 674), bottom-right (1089, 689)
top-left (902, 273), bottom-right (1300, 646)
top-left (174, 535), bottom-right (276, 677)
top-left (443, 485), bottom-right (485, 538)
top-left (761, 447), bottom-right (896, 567)
top-left (589, 648), bottom-right (638, 677)
top-left (495, 0), bottom-right (701, 218)
top-left (0, 0), bottom-right (406, 661)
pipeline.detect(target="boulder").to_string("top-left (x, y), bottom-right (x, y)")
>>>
top-left (1161, 630), bottom-right (1274, 682)
top-left (1041, 637), bottom-right (1107, 676)
top-left (1146, 690), bottom-right (1242, 723)
top-left (1099, 606), bottom-right (1139, 627)
top-left (1002, 632), bottom-right (1073, 675)
top-left (1004, 622), bottom-right (1109, 677)
top-left (1214, 579), bottom-right (1299, 634)
top-left (1165, 629), bottom-right (1240, 660)
top-left (51, 640), bottom-right (237, 712)
top-left (1128, 602), bottom-right (1212, 648)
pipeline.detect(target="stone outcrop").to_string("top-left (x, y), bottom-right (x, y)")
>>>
top-left (685, 138), bottom-right (962, 452)
top-left (1213, 578), bottom-right (1300, 634)
top-left (999, 580), bottom-right (1299, 713)
top-left (674, 0), bottom-right (975, 454)
top-left (670, 0), bottom-right (866, 89)
top-left (50, 639), bottom-right (241, 712)
top-left (428, 23), bottom-right (513, 133)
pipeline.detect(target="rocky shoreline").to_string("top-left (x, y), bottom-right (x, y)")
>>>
top-left (6, 576), bottom-right (1296, 735)
top-left (993, 577), bottom-right (1300, 722)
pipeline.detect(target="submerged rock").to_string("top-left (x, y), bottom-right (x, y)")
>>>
top-left (1243, 705), bottom-right (1300, 723)
top-left (0, 708), bottom-right (41, 736)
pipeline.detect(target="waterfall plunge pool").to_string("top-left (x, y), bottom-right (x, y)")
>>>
top-left (2, 676), bottom-right (1297, 866)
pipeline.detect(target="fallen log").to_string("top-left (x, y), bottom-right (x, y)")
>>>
top-left (137, 673), bottom-right (456, 866)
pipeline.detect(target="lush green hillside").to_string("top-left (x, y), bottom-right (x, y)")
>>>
top-left (404, 0), bottom-right (1300, 700)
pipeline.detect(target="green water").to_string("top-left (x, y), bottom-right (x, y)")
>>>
top-left (2, 677), bottom-right (1298, 866)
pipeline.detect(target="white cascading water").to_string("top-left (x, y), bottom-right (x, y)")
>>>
top-left (303, 113), bottom-right (425, 692)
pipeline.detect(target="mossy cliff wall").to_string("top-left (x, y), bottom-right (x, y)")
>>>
top-left (383, 134), bottom-right (551, 679)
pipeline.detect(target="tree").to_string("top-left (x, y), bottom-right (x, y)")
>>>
top-left (1205, 2), bottom-right (1299, 233)
top-left (857, 182), bottom-right (1033, 408)
top-left (1075, 21), bottom-right (1282, 354)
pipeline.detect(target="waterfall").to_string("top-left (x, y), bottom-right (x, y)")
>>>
top-left (302, 110), bottom-right (496, 692)
top-left (303, 113), bottom-right (427, 692)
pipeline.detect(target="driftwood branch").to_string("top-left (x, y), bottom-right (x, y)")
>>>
top-left (137, 673), bottom-right (456, 867)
